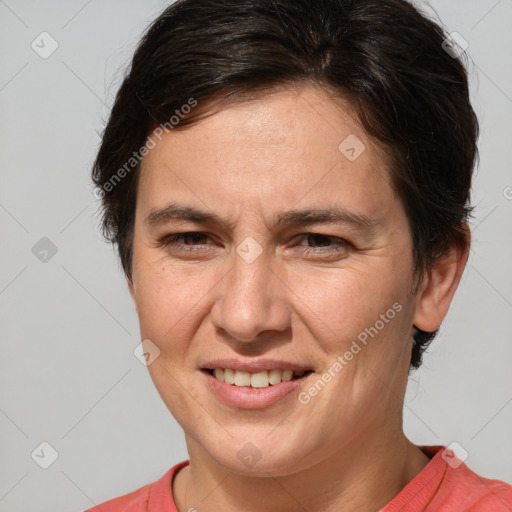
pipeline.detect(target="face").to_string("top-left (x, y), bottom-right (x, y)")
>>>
top-left (129, 84), bottom-right (425, 476)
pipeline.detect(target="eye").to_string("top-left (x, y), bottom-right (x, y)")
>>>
top-left (158, 232), bottom-right (351, 257)
top-left (160, 232), bottom-right (213, 252)
top-left (295, 234), bottom-right (351, 252)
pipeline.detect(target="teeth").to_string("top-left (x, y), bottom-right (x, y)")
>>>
top-left (210, 368), bottom-right (308, 387)
top-left (224, 368), bottom-right (235, 384)
top-left (251, 371), bottom-right (269, 388)
top-left (234, 370), bottom-right (251, 387)
top-left (268, 369), bottom-right (283, 385)
top-left (282, 370), bottom-right (293, 381)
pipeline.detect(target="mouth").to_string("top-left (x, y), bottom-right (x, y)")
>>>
top-left (200, 358), bottom-right (316, 409)
top-left (202, 368), bottom-right (314, 388)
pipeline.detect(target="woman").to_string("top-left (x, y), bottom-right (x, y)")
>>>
top-left (88, 0), bottom-right (512, 510)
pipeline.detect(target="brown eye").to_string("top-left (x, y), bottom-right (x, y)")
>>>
top-left (298, 234), bottom-right (351, 250)
top-left (160, 232), bottom-right (213, 252)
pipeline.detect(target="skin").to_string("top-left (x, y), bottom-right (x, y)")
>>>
top-left (128, 83), bottom-right (469, 512)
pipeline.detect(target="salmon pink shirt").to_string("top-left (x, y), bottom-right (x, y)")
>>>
top-left (85, 446), bottom-right (512, 511)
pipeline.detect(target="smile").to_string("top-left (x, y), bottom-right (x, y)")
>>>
top-left (206, 368), bottom-right (312, 388)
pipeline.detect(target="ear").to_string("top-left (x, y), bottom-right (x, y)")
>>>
top-left (413, 224), bottom-right (470, 332)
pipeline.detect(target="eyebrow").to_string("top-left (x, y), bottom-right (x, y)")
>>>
top-left (144, 202), bottom-right (378, 232)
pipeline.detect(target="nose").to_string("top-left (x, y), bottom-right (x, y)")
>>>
top-left (210, 245), bottom-right (291, 344)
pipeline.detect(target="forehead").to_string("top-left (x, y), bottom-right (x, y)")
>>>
top-left (137, 84), bottom-right (397, 225)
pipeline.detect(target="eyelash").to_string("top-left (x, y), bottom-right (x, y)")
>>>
top-left (159, 232), bottom-right (351, 255)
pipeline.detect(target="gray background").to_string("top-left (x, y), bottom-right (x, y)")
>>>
top-left (0, 1), bottom-right (511, 510)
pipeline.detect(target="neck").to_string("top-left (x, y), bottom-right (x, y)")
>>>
top-left (173, 427), bottom-right (430, 512)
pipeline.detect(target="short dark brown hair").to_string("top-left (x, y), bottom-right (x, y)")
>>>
top-left (92, 0), bottom-right (479, 369)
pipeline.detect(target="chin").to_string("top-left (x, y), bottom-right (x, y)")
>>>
top-left (195, 430), bottom-right (316, 477)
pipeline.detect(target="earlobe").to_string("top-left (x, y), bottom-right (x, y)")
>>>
top-left (412, 225), bottom-right (470, 332)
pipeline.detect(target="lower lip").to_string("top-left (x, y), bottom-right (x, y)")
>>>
top-left (202, 370), bottom-right (312, 410)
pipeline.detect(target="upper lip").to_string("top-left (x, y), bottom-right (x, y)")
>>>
top-left (201, 358), bottom-right (313, 373)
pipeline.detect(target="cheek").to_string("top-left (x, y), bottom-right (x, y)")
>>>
top-left (291, 266), bottom-right (407, 348)
top-left (133, 264), bottom-right (207, 354)
top-left (133, 258), bottom-right (412, 352)
top-left (132, 266), bottom-right (208, 424)
top-left (294, 266), bottom-right (414, 407)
